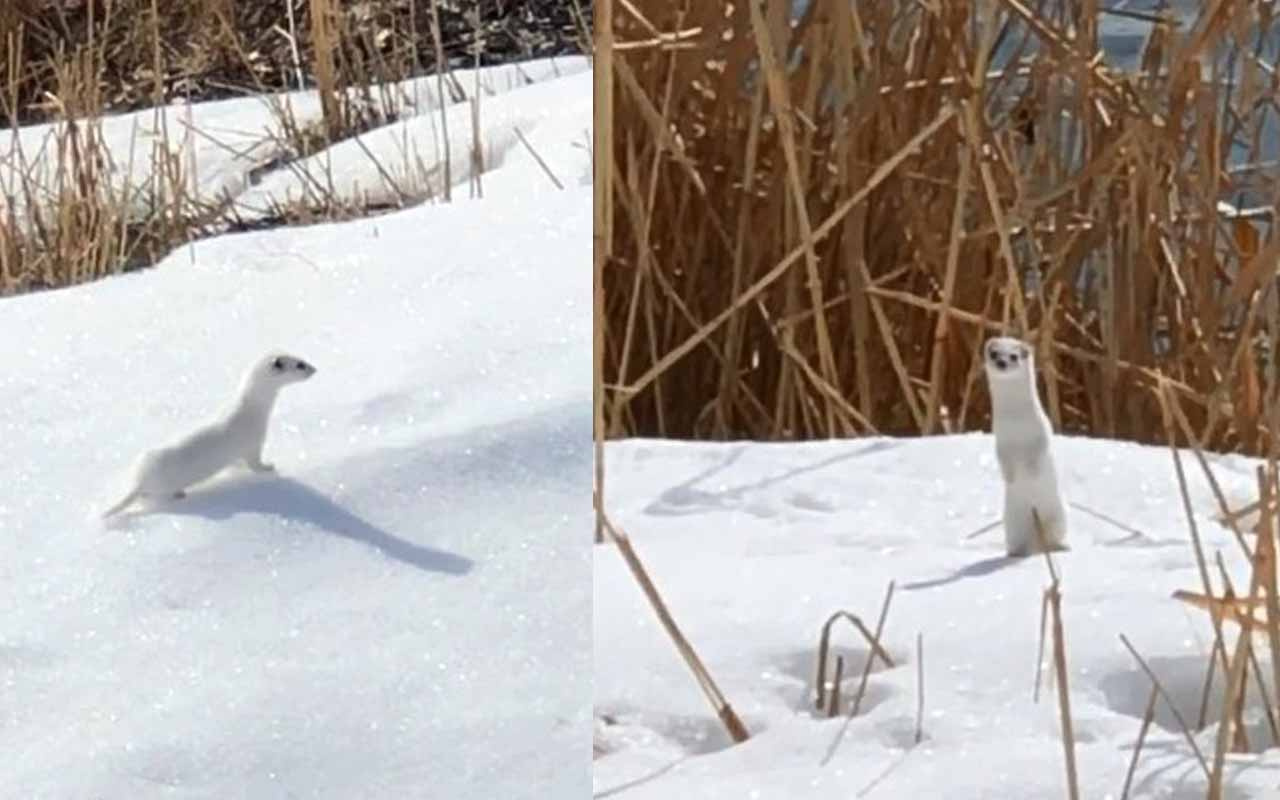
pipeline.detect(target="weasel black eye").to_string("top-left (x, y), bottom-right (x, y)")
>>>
top-left (296, 360), bottom-right (309, 371)
top-left (272, 357), bottom-right (286, 371)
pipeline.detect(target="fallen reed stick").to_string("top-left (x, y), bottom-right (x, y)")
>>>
top-left (600, 515), bottom-right (750, 743)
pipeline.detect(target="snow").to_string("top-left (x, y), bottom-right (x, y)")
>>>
top-left (0, 61), bottom-right (590, 797)
top-left (232, 69), bottom-right (593, 217)
top-left (594, 434), bottom-right (1280, 798)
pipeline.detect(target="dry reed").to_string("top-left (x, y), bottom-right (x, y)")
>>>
top-left (598, 1), bottom-right (1280, 454)
top-left (2, 1), bottom-right (584, 294)
top-left (600, 515), bottom-right (751, 744)
top-left (812, 602), bottom-right (896, 715)
top-left (1138, 386), bottom-right (1280, 792)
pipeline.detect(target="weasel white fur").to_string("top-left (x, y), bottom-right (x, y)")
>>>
top-left (983, 336), bottom-right (1068, 556)
top-left (102, 353), bottom-right (317, 518)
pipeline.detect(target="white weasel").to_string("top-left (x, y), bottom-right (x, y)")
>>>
top-left (101, 353), bottom-right (317, 518)
top-left (983, 336), bottom-right (1069, 557)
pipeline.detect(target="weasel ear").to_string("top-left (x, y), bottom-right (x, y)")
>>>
top-left (1019, 344), bottom-right (1031, 359)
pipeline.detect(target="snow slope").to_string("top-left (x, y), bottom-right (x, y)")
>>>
top-left (0, 55), bottom-right (589, 223)
top-left (232, 69), bottom-right (593, 217)
top-left (594, 434), bottom-right (1280, 799)
top-left (0, 63), bottom-right (590, 798)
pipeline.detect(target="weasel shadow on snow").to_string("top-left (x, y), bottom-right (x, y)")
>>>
top-left (137, 475), bottom-right (474, 576)
top-left (901, 555), bottom-right (1022, 591)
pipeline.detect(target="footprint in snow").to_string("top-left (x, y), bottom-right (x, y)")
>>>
top-left (788, 491), bottom-right (837, 513)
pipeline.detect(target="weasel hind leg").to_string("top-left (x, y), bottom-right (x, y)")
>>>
top-left (101, 487), bottom-right (141, 519)
top-left (1004, 496), bottom-right (1069, 557)
top-left (245, 445), bottom-right (275, 473)
top-left (1032, 505), bottom-right (1069, 553)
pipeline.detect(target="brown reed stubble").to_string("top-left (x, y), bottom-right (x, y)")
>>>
top-left (599, 0), bottom-right (1280, 454)
top-left (0, 0), bottom-right (469, 293)
top-left (1120, 379), bottom-right (1280, 791)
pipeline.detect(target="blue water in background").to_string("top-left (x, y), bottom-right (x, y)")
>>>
top-left (789, 0), bottom-right (1201, 64)
top-left (784, 1), bottom-right (1279, 203)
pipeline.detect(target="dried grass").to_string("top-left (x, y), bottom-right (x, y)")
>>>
top-left (1, 1), bottom-right (583, 124)
top-left (598, 1), bottom-right (1280, 452)
top-left (600, 514), bottom-right (751, 744)
top-left (1140, 392), bottom-right (1280, 793)
top-left (1, 1), bottom-right (586, 294)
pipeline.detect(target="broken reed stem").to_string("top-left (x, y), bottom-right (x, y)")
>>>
top-left (1198, 624), bottom-right (1228, 732)
top-left (1164, 384), bottom-right (1253, 559)
top-left (1034, 513), bottom-right (1079, 800)
top-left (468, 16), bottom-right (483, 201)
top-left (1212, 553), bottom-right (1251, 747)
top-left (592, 0), bottom-right (614, 544)
top-left (923, 112), bottom-right (972, 434)
top-left (1247, 643), bottom-right (1280, 749)
top-left (1119, 634), bottom-right (1213, 779)
top-left (513, 125), bottom-right (565, 189)
top-left (285, 0), bottom-right (306, 90)
top-left (600, 516), bottom-right (749, 743)
top-left (1067, 501), bottom-right (1145, 541)
top-left (828, 655), bottom-right (844, 718)
top-left (965, 518), bottom-right (1002, 541)
top-left (819, 582), bottom-right (897, 767)
top-left (1158, 382), bottom-right (1234, 678)
top-left (1035, 581), bottom-right (1050, 703)
top-left (427, 0), bottom-right (452, 202)
top-left (1257, 463), bottom-right (1280, 734)
top-left (1120, 684), bottom-right (1159, 800)
top-left (813, 604), bottom-right (896, 714)
top-left (308, 0), bottom-right (342, 141)
top-left (851, 581), bottom-right (897, 717)
top-left (1209, 562), bottom-right (1263, 797)
top-left (914, 632), bottom-right (924, 745)
top-left (1033, 510), bottom-right (1059, 707)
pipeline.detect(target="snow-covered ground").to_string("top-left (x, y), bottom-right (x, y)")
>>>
top-left (0, 61), bottom-right (590, 797)
top-left (0, 55), bottom-right (589, 222)
top-left (595, 434), bottom-right (1280, 799)
top-left (232, 67), bottom-right (592, 218)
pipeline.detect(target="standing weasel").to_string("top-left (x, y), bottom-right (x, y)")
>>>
top-left (101, 353), bottom-right (317, 518)
top-left (983, 336), bottom-right (1069, 556)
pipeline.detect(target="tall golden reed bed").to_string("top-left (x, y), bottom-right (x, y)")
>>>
top-left (597, 1), bottom-right (1280, 456)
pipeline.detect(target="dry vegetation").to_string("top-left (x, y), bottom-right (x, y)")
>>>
top-left (1144, 387), bottom-right (1280, 798)
top-left (0, 0), bottom-right (589, 294)
top-left (592, 0), bottom-right (1280, 794)
top-left (597, 0), bottom-right (1280, 454)
top-left (1, 0), bottom-right (587, 124)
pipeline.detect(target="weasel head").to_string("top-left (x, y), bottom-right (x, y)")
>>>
top-left (249, 352), bottom-right (318, 391)
top-left (983, 336), bottom-right (1033, 384)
